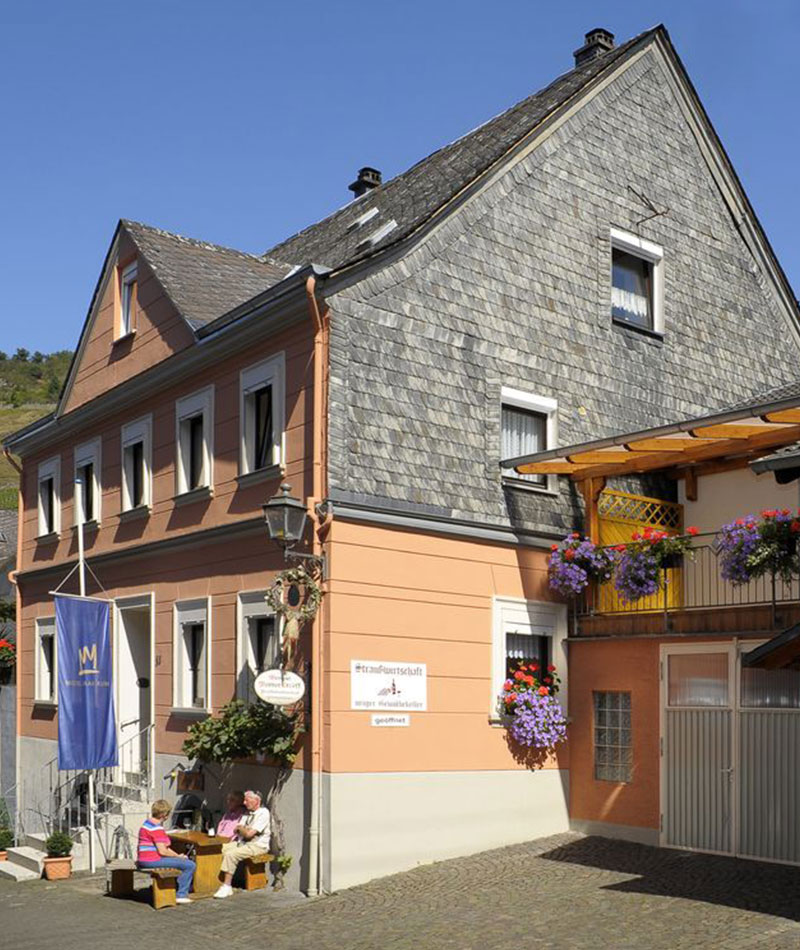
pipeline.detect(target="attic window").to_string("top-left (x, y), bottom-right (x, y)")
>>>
top-left (610, 228), bottom-right (664, 335)
top-left (118, 261), bottom-right (138, 338)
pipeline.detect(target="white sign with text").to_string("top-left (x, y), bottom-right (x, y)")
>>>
top-left (371, 714), bottom-right (411, 727)
top-left (254, 669), bottom-right (306, 706)
top-left (351, 660), bottom-right (427, 712)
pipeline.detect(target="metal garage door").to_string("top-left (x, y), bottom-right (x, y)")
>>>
top-left (662, 644), bottom-right (800, 864)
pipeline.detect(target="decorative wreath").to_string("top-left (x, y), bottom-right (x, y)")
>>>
top-left (265, 565), bottom-right (322, 624)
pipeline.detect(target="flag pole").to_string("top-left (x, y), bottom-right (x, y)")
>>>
top-left (75, 479), bottom-right (96, 874)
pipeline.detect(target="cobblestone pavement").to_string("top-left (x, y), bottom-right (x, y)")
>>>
top-left (3, 834), bottom-right (800, 950)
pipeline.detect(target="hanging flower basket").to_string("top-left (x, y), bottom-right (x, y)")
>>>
top-left (718, 509), bottom-right (800, 586)
top-left (499, 662), bottom-right (567, 749)
top-left (547, 533), bottom-right (616, 597)
top-left (0, 639), bottom-right (15, 685)
top-left (613, 526), bottom-right (698, 604)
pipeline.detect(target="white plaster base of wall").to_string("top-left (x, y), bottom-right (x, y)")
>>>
top-left (322, 769), bottom-right (570, 892)
top-left (569, 818), bottom-right (659, 847)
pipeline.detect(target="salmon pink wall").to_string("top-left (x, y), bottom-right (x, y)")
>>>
top-left (322, 519), bottom-right (569, 774)
top-left (64, 231), bottom-right (196, 413)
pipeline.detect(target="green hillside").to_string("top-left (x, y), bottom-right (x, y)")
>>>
top-left (0, 351), bottom-right (72, 508)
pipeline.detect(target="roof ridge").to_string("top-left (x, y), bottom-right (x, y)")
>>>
top-left (122, 218), bottom-right (267, 263)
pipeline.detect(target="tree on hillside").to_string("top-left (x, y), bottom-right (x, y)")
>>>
top-left (13, 348), bottom-right (29, 362)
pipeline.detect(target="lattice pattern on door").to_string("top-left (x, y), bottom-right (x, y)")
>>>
top-left (597, 490), bottom-right (683, 612)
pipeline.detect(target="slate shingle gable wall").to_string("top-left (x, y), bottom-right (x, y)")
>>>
top-left (325, 50), bottom-right (800, 538)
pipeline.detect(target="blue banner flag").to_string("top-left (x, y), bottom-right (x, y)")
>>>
top-left (56, 595), bottom-right (118, 770)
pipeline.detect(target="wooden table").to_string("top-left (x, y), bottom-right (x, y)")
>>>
top-left (168, 831), bottom-right (224, 898)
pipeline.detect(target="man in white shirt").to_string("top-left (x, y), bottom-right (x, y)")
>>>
top-left (213, 789), bottom-right (271, 899)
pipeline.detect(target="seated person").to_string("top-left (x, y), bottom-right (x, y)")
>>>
top-left (137, 799), bottom-right (196, 904)
top-left (213, 789), bottom-right (270, 898)
top-left (216, 791), bottom-right (246, 840)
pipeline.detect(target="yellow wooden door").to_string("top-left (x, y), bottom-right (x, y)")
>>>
top-left (597, 490), bottom-right (683, 612)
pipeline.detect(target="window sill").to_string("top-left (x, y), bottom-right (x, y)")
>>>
top-left (33, 699), bottom-right (57, 709)
top-left (174, 485), bottom-right (213, 507)
top-left (169, 707), bottom-right (211, 719)
top-left (236, 464), bottom-right (283, 489)
top-left (36, 531), bottom-right (60, 544)
top-left (72, 519), bottom-right (99, 533)
top-left (119, 505), bottom-right (150, 523)
top-left (502, 477), bottom-right (558, 496)
top-left (611, 318), bottom-right (664, 342)
top-left (113, 329), bottom-right (137, 346)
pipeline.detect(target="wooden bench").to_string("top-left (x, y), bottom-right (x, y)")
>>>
top-left (109, 861), bottom-right (182, 909)
top-left (242, 852), bottom-right (274, 891)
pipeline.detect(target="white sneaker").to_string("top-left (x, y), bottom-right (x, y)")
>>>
top-left (176, 897), bottom-right (193, 905)
top-left (213, 884), bottom-right (233, 899)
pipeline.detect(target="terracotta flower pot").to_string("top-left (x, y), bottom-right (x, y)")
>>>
top-left (43, 856), bottom-right (72, 880)
top-left (0, 852), bottom-right (7, 861)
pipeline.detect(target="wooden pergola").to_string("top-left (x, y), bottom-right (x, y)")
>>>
top-left (503, 393), bottom-right (800, 541)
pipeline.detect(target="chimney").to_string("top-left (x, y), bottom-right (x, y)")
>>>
top-left (348, 167), bottom-right (382, 199)
top-left (573, 28), bottom-right (615, 67)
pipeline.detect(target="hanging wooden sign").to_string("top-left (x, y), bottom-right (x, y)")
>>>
top-left (254, 669), bottom-right (306, 706)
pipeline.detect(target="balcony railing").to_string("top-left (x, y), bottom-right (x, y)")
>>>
top-left (577, 532), bottom-right (800, 621)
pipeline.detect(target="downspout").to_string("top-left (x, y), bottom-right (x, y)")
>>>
top-left (304, 276), bottom-right (329, 896)
top-left (3, 448), bottom-right (23, 824)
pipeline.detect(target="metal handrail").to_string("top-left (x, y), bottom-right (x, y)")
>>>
top-left (578, 531), bottom-right (800, 621)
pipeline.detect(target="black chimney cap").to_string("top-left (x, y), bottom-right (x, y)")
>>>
top-left (349, 167), bottom-right (382, 198)
top-left (573, 28), bottom-right (615, 67)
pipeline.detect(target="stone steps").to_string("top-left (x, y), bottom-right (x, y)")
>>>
top-left (6, 845), bottom-right (46, 875)
top-left (0, 860), bottom-right (39, 882)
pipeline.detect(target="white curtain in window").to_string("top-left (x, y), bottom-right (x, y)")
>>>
top-left (501, 407), bottom-right (545, 483)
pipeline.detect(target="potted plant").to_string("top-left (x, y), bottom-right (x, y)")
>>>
top-left (547, 533), bottom-right (616, 597)
top-left (498, 662), bottom-right (567, 749)
top-left (718, 509), bottom-right (800, 586)
top-left (0, 637), bottom-right (15, 686)
top-left (273, 853), bottom-right (292, 890)
top-left (613, 526), bottom-right (698, 604)
top-left (43, 831), bottom-right (73, 880)
top-left (0, 827), bottom-right (14, 860)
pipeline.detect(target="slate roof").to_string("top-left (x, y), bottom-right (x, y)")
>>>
top-left (123, 220), bottom-right (293, 330)
top-left (0, 509), bottom-right (17, 565)
top-left (736, 378), bottom-right (800, 409)
top-left (264, 28), bottom-right (657, 272)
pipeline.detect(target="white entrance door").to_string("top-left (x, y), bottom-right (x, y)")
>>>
top-left (662, 642), bottom-right (800, 864)
top-left (115, 597), bottom-right (153, 779)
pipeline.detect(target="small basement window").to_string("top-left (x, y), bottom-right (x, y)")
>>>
top-left (594, 691), bottom-right (632, 783)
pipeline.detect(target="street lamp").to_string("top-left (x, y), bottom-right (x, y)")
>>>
top-left (262, 483), bottom-right (308, 552)
top-left (263, 483), bottom-right (325, 577)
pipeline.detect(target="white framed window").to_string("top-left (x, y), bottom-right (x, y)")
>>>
top-left (500, 387), bottom-right (558, 492)
top-left (491, 597), bottom-right (567, 716)
top-left (175, 387), bottom-right (214, 495)
top-left (37, 456), bottom-right (61, 537)
top-left (35, 617), bottom-right (57, 703)
top-left (173, 598), bottom-right (211, 711)
top-left (236, 592), bottom-right (280, 702)
top-left (119, 260), bottom-right (138, 338)
top-left (121, 415), bottom-right (152, 511)
top-left (74, 438), bottom-right (101, 525)
top-left (610, 227), bottom-right (664, 334)
top-left (239, 354), bottom-right (285, 475)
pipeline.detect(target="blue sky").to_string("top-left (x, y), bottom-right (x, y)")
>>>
top-left (2, 0), bottom-right (798, 354)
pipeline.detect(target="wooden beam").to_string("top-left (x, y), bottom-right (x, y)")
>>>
top-left (571, 424), bottom-right (800, 482)
top-left (566, 450), bottom-right (652, 464)
top-left (684, 466), bottom-right (698, 501)
top-left (516, 461), bottom-right (590, 475)
top-left (763, 408), bottom-right (800, 424)
top-left (691, 423), bottom-right (790, 440)
top-left (624, 437), bottom-right (716, 452)
top-left (580, 477), bottom-right (606, 542)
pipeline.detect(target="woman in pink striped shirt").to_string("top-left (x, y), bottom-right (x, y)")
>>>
top-left (216, 791), bottom-right (246, 840)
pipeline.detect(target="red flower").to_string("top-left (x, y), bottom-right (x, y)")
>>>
top-left (615, 544), bottom-right (627, 552)
top-left (508, 692), bottom-right (518, 702)
top-left (736, 518), bottom-right (745, 526)
top-left (782, 508), bottom-right (791, 516)
top-left (571, 532), bottom-right (580, 539)
top-left (550, 544), bottom-right (559, 552)
top-left (791, 521), bottom-right (800, 534)
top-left (524, 675), bottom-right (534, 685)
top-left (503, 681), bottom-right (513, 691)
top-left (530, 663), bottom-right (539, 672)
top-left (547, 664), bottom-right (556, 672)
top-left (514, 670), bottom-right (525, 681)
top-left (564, 549), bottom-right (575, 560)
top-left (538, 686), bottom-right (549, 696)
top-left (632, 532), bottom-right (641, 541)
top-left (544, 676), bottom-right (552, 684)
top-left (686, 526), bottom-right (699, 536)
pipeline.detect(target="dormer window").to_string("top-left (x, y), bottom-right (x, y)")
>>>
top-left (119, 261), bottom-right (138, 338)
top-left (610, 228), bottom-right (664, 335)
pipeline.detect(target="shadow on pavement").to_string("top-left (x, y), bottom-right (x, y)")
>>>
top-left (539, 836), bottom-right (800, 922)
